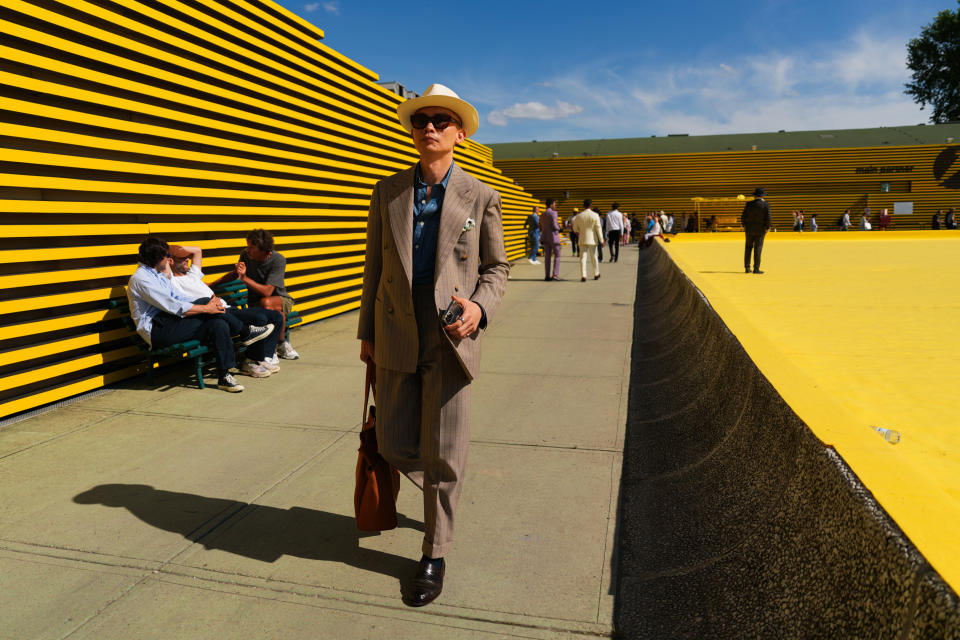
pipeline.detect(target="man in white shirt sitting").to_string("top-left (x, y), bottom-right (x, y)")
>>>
top-left (167, 245), bottom-right (284, 378)
top-left (127, 238), bottom-right (274, 392)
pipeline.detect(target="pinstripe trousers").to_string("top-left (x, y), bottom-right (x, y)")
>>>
top-left (375, 285), bottom-right (471, 558)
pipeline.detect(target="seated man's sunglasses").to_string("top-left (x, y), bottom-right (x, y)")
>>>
top-left (410, 113), bottom-right (461, 131)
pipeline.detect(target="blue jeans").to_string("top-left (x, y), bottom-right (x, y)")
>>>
top-left (527, 231), bottom-right (540, 260)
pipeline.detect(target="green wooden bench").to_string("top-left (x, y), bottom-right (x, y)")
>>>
top-left (214, 280), bottom-right (303, 345)
top-left (110, 281), bottom-right (301, 389)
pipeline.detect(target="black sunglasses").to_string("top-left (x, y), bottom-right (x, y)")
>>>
top-left (410, 113), bottom-right (461, 131)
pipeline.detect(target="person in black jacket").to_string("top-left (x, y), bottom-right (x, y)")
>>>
top-left (741, 187), bottom-right (772, 274)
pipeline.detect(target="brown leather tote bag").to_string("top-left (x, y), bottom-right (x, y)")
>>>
top-left (354, 366), bottom-right (400, 531)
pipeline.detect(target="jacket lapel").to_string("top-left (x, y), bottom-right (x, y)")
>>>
top-left (434, 164), bottom-right (475, 282)
top-left (385, 166), bottom-right (416, 287)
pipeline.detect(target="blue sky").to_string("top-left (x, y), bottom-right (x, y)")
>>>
top-left (274, 0), bottom-right (950, 144)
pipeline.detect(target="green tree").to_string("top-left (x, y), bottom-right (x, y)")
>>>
top-left (905, 2), bottom-right (960, 123)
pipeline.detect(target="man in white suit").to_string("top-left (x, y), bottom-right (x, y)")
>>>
top-left (573, 199), bottom-right (605, 281)
top-left (357, 84), bottom-right (509, 607)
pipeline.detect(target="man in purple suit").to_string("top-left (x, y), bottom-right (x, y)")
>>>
top-left (540, 198), bottom-right (562, 281)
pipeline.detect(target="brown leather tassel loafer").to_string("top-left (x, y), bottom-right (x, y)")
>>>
top-left (403, 557), bottom-right (445, 607)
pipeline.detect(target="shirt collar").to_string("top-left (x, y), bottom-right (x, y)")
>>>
top-left (415, 162), bottom-right (454, 190)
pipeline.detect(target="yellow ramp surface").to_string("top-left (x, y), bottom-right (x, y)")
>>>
top-left (662, 231), bottom-right (960, 590)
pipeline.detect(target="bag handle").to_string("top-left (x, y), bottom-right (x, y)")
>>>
top-left (363, 363), bottom-right (376, 424)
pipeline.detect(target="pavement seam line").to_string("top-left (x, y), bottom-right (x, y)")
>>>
top-left (5, 539), bottom-right (612, 638)
top-left (0, 409), bottom-right (121, 462)
top-left (120, 408), bottom-right (359, 432)
top-left (151, 566), bottom-right (614, 637)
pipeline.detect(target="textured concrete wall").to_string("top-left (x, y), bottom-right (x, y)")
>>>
top-left (615, 243), bottom-right (960, 639)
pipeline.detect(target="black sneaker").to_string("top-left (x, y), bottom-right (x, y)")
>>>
top-left (241, 323), bottom-right (274, 346)
top-left (217, 373), bottom-right (244, 392)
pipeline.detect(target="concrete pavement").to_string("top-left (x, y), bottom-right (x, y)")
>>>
top-left (0, 244), bottom-right (636, 639)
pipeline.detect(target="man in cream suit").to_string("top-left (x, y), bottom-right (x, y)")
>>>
top-left (573, 199), bottom-right (605, 281)
top-left (357, 84), bottom-right (509, 607)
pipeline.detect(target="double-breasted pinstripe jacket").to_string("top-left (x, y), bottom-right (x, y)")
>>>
top-left (357, 164), bottom-right (509, 380)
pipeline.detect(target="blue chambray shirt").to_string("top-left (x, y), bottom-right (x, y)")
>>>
top-left (126, 264), bottom-right (195, 347)
top-left (411, 162), bottom-right (453, 286)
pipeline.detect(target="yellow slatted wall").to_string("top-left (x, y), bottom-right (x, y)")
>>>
top-left (0, 0), bottom-right (538, 419)
top-left (494, 145), bottom-right (960, 231)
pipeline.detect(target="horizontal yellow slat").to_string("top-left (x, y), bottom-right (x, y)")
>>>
top-left (5, 124), bottom-right (379, 188)
top-left (0, 263), bottom-right (136, 290)
top-left (5, 149), bottom-right (375, 197)
top-left (0, 363), bottom-right (144, 420)
top-left (298, 299), bottom-right (361, 326)
top-left (0, 288), bottom-right (119, 316)
top-left (147, 221), bottom-right (367, 233)
top-left (0, 232), bottom-right (364, 264)
top-left (282, 254), bottom-right (365, 274)
top-left (0, 344), bottom-right (142, 392)
top-left (0, 244), bottom-right (140, 264)
top-left (0, 224), bottom-right (150, 237)
top-left (0, 309), bottom-right (119, 341)
top-left (0, 201), bottom-right (370, 218)
top-left (286, 265), bottom-right (364, 286)
top-left (0, 173), bottom-right (369, 206)
top-left (286, 276), bottom-right (363, 300)
top-left (0, 328), bottom-right (131, 368)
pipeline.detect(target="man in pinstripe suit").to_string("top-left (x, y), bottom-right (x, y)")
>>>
top-left (357, 84), bottom-right (509, 607)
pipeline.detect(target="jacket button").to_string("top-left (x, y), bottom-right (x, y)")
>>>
top-left (387, 276), bottom-right (393, 283)
top-left (454, 285), bottom-right (459, 291)
top-left (387, 306), bottom-right (394, 314)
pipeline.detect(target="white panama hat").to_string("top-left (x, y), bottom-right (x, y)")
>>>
top-left (397, 84), bottom-right (479, 138)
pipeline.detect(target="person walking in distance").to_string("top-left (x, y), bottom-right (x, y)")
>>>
top-left (525, 206), bottom-right (541, 265)
top-left (540, 198), bottom-right (562, 281)
top-left (605, 202), bottom-right (624, 262)
top-left (357, 84), bottom-right (509, 608)
top-left (573, 199), bottom-right (604, 281)
top-left (741, 187), bottom-right (771, 274)
top-left (567, 209), bottom-right (580, 257)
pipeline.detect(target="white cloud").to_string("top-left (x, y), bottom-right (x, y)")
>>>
top-left (304, 2), bottom-right (319, 11)
top-left (323, 1), bottom-right (340, 14)
top-left (480, 29), bottom-right (928, 140)
top-left (487, 100), bottom-right (583, 126)
top-left (487, 110), bottom-right (509, 126)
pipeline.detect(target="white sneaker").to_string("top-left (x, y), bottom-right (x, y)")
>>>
top-left (528, 258), bottom-right (538, 265)
top-left (259, 359), bottom-right (280, 373)
top-left (217, 373), bottom-right (244, 392)
top-left (277, 341), bottom-right (300, 360)
top-left (240, 360), bottom-right (271, 378)
top-left (241, 323), bottom-right (274, 346)
top-left (264, 354), bottom-right (280, 366)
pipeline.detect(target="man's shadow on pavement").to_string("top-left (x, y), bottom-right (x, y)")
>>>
top-left (73, 484), bottom-right (421, 581)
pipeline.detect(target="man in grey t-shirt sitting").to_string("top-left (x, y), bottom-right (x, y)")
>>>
top-left (212, 229), bottom-right (299, 361)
